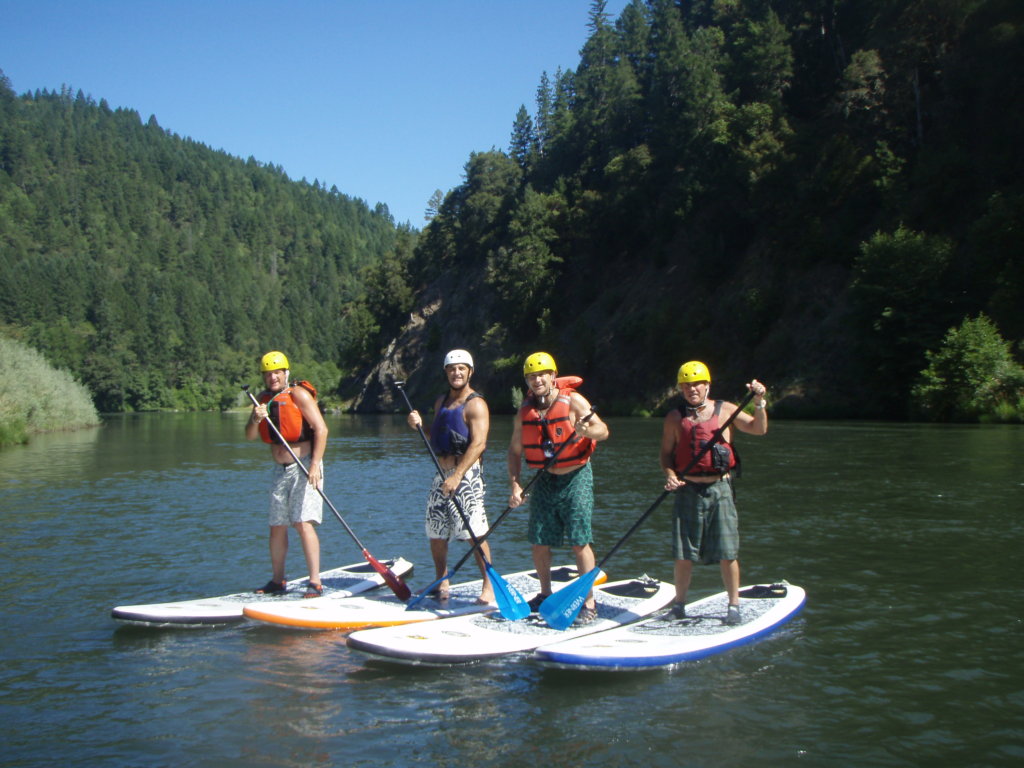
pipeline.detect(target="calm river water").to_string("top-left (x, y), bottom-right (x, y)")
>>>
top-left (1, 413), bottom-right (1022, 767)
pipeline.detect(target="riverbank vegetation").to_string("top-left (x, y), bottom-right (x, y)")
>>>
top-left (1, 0), bottom-right (1022, 423)
top-left (0, 335), bottom-right (99, 447)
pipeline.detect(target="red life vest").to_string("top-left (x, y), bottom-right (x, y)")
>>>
top-left (673, 400), bottom-right (737, 475)
top-left (519, 387), bottom-right (595, 469)
top-left (258, 381), bottom-right (318, 445)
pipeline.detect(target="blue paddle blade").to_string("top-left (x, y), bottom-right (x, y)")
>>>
top-left (488, 563), bottom-right (530, 621)
top-left (539, 568), bottom-right (602, 630)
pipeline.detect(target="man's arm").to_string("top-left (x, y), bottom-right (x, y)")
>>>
top-left (293, 387), bottom-right (328, 486)
top-left (659, 410), bottom-right (685, 490)
top-left (507, 415), bottom-right (526, 507)
top-left (731, 379), bottom-right (768, 436)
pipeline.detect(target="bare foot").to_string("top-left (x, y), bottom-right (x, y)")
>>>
top-left (429, 579), bottom-right (450, 601)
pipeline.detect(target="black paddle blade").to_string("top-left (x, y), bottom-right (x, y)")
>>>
top-left (364, 550), bottom-right (411, 601)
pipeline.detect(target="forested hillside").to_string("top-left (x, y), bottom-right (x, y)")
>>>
top-left (2, 0), bottom-right (1022, 422)
top-left (361, 0), bottom-right (1023, 421)
top-left (0, 75), bottom-right (413, 412)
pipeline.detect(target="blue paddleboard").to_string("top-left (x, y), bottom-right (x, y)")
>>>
top-left (533, 582), bottom-right (805, 670)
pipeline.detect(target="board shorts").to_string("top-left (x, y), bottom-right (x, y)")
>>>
top-left (268, 456), bottom-right (323, 526)
top-left (424, 461), bottom-right (488, 542)
top-left (672, 477), bottom-right (739, 564)
top-left (528, 462), bottom-right (594, 548)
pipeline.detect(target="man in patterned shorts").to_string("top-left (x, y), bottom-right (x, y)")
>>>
top-left (507, 352), bottom-right (610, 624)
top-left (407, 349), bottom-right (494, 604)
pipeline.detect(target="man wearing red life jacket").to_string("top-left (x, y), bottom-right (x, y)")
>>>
top-left (507, 352), bottom-right (610, 625)
top-left (407, 349), bottom-right (495, 604)
top-left (245, 350), bottom-right (329, 598)
top-left (659, 361), bottom-right (768, 624)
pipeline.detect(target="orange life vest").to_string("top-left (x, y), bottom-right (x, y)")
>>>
top-left (258, 381), bottom-right (317, 445)
top-left (519, 387), bottom-right (595, 469)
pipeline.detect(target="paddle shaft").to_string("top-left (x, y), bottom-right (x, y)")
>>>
top-left (596, 388), bottom-right (756, 570)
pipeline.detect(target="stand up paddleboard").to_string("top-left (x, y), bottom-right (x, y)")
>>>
top-left (111, 557), bottom-right (413, 627)
top-left (533, 582), bottom-right (805, 670)
top-left (243, 564), bottom-right (599, 630)
top-left (346, 575), bottom-right (674, 666)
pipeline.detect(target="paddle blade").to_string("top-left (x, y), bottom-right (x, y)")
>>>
top-left (486, 563), bottom-right (530, 621)
top-left (363, 550), bottom-right (411, 601)
top-left (539, 568), bottom-right (602, 630)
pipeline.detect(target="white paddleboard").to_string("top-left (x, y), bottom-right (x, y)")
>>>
top-left (533, 582), bottom-right (805, 670)
top-left (110, 557), bottom-right (414, 627)
top-left (346, 575), bottom-right (674, 665)
top-left (243, 564), bottom-right (599, 630)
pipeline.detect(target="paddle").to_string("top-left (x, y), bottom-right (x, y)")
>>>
top-left (539, 388), bottom-right (756, 630)
top-left (403, 399), bottom-right (597, 611)
top-left (393, 380), bottom-right (529, 620)
top-left (243, 385), bottom-right (411, 601)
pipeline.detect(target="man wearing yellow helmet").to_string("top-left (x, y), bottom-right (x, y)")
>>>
top-left (246, 350), bottom-right (329, 597)
top-left (508, 352), bottom-right (610, 624)
top-left (659, 361), bottom-right (768, 624)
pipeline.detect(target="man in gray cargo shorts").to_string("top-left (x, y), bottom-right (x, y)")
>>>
top-left (245, 350), bottom-right (329, 598)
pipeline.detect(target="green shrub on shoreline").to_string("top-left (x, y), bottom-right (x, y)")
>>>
top-left (0, 336), bottom-right (100, 447)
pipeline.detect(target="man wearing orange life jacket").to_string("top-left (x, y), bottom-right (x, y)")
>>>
top-left (507, 352), bottom-right (610, 625)
top-left (245, 350), bottom-right (329, 598)
top-left (659, 361), bottom-right (768, 625)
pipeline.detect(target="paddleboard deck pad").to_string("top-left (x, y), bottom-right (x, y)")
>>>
top-left (111, 557), bottom-right (413, 627)
top-left (243, 564), bottom-right (602, 630)
top-left (533, 582), bottom-right (805, 670)
top-left (346, 575), bottom-right (674, 666)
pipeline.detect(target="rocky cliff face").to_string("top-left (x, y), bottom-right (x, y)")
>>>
top-left (351, 239), bottom-right (857, 419)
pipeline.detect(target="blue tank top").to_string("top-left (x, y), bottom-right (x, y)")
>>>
top-left (430, 392), bottom-right (481, 456)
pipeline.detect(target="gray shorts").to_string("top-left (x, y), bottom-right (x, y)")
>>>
top-left (268, 457), bottom-right (323, 526)
top-left (424, 462), bottom-right (488, 541)
top-left (672, 478), bottom-right (739, 563)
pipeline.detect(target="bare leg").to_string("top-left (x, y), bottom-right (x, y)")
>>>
top-left (674, 559), bottom-right (694, 605)
top-left (572, 543), bottom-right (597, 609)
top-left (429, 538), bottom-right (450, 596)
top-left (720, 558), bottom-right (740, 605)
top-left (294, 521), bottom-right (321, 585)
top-left (472, 540), bottom-right (495, 603)
top-left (532, 544), bottom-right (553, 596)
top-left (269, 525), bottom-right (289, 583)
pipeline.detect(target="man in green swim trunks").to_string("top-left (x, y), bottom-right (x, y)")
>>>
top-left (507, 352), bottom-right (610, 624)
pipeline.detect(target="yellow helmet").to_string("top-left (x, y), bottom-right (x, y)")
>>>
top-left (677, 360), bottom-right (711, 384)
top-left (260, 350), bottom-right (290, 372)
top-left (523, 351), bottom-right (557, 376)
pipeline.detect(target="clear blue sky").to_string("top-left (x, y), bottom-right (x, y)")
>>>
top-left (1, 0), bottom-right (630, 227)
